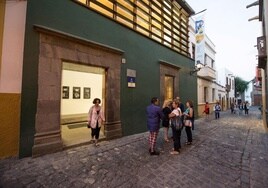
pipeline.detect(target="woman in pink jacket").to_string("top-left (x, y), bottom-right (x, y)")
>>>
top-left (88, 98), bottom-right (105, 146)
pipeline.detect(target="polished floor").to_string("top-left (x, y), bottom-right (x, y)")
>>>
top-left (61, 122), bottom-right (105, 148)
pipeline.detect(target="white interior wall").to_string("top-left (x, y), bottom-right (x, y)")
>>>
top-left (61, 70), bottom-right (103, 115)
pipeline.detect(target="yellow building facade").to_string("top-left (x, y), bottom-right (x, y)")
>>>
top-left (0, 1), bottom-right (27, 158)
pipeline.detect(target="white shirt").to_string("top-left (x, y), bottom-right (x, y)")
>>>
top-left (171, 108), bottom-right (181, 116)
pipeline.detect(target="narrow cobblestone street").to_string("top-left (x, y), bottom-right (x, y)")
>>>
top-left (0, 107), bottom-right (268, 188)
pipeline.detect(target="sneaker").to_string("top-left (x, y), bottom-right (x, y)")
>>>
top-left (150, 151), bottom-right (160, 155)
top-left (170, 150), bottom-right (180, 155)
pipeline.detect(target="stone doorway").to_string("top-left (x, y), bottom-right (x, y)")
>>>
top-left (32, 26), bottom-right (123, 157)
top-left (160, 61), bottom-right (180, 104)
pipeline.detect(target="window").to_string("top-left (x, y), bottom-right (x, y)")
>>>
top-left (212, 88), bottom-right (215, 102)
top-left (204, 87), bottom-right (207, 103)
top-left (74, 0), bottom-right (190, 55)
top-left (192, 43), bottom-right (195, 59)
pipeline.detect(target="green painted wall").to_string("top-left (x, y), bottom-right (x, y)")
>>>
top-left (21, 0), bottom-right (197, 157)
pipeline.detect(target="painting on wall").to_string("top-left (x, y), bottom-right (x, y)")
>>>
top-left (62, 86), bottom-right (69, 99)
top-left (73, 87), bottom-right (81, 99)
top-left (84, 87), bottom-right (91, 99)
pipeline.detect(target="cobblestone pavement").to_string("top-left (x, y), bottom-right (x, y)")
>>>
top-left (0, 107), bottom-right (268, 188)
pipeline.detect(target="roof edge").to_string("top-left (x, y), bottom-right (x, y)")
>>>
top-left (175, 0), bottom-right (195, 16)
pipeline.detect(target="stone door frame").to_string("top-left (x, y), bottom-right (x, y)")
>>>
top-left (32, 25), bottom-right (123, 157)
top-left (159, 60), bottom-right (180, 103)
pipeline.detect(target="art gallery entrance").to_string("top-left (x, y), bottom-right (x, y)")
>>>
top-left (32, 27), bottom-right (123, 157)
top-left (61, 62), bottom-right (106, 147)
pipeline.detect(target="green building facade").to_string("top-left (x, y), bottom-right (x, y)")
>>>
top-left (19, 0), bottom-right (197, 157)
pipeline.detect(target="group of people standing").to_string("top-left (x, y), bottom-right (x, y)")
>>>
top-left (146, 97), bottom-right (194, 156)
top-left (231, 101), bottom-right (250, 115)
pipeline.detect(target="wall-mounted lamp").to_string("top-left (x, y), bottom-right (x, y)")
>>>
top-left (190, 61), bottom-right (204, 75)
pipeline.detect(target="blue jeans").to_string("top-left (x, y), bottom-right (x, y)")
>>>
top-left (215, 111), bottom-right (220, 119)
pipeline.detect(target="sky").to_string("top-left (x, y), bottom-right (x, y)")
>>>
top-left (186, 0), bottom-right (261, 82)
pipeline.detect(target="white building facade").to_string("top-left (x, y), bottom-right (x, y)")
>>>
top-left (217, 68), bottom-right (236, 109)
top-left (189, 17), bottom-right (218, 116)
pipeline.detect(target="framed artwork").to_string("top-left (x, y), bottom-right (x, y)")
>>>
top-left (73, 87), bottom-right (81, 99)
top-left (84, 87), bottom-right (91, 99)
top-left (62, 86), bottom-right (69, 99)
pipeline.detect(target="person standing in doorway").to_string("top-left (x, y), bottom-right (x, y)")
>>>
top-left (214, 102), bottom-right (221, 119)
top-left (88, 98), bottom-right (105, 147)
top-left (146, 97), bottom-right (163, 155)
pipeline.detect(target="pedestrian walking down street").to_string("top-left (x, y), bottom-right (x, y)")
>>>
top-left (162, 99), bottom-right (172, 142)
top-left (239, 102), bottom-right (244, 115)
top-left (214, 102), bottom-right (221, 119)
top-left (234, 104), bottom-right (239, 114)
top-left (88, 98), bottom-right (105, 147)
top-left (203, 102), bottom-right (210, 119)
top-left (146, 97), bottom-right (163, 155)
top-left (184, 100), bottom-right (194, 145)
top-left (169, 99), bottom-right (183, 155)
top-left (244, 101), bottom-right (249, 115)
top-left (230, 102), bottom-right (235, 114)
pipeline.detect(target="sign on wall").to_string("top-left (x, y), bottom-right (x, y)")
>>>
top-left (127, 69), bottom-right (136, 88)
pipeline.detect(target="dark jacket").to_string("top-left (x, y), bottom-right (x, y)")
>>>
top-left (146, 104), bottom-right (163, 132)
top-left (162, 107), bottom-right (172, 127)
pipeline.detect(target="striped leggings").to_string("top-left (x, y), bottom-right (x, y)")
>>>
top-left (148, 131), bottom-right (159, 152)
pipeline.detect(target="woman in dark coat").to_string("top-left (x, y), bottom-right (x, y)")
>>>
top-left (162, 99), bottom-right (172, 142)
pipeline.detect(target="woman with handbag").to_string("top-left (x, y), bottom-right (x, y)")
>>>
top-left (88, 98), bottom-right (105, 147)
top-left (184, 100), bottom-right (194, 145)
top-left (169, 99), bottom-right (183, 155)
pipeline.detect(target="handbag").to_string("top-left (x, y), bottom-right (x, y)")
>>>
top-left (184, 119), bottom-right (192, 127)
top-left (87, 123), bottom-right (91, 128)
top-left (172, 116), bottom-right (183, 130)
